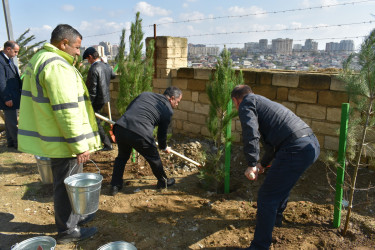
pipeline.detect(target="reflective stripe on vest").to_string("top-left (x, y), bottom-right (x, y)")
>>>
top-left (18, 129), bottom-right (99, 143)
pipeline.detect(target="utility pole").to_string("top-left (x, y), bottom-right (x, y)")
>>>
top-left (2, 0), bottom-right (18, 66)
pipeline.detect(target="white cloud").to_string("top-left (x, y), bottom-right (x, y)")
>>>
top-left (78, 19), bottom-right (132, 46)
top-left (183, 3), bottom-right (188, 8)
top-left (301, 0), bottom-right (311, 8)
top-left (320, 0), bottom-right (339, 7)
top-left (228, 6), bottom-right (267, 18)
top-left (61, 4), bottom-right (75, 12)
top-left (291, 22), bottom-right (303, 29)
top-left (179, 11), bottom-right (205, 22)
top-left (134, 2), bottom-right (170, 17)
top-left (79, 19), bottom-right (130, 34)
top-left (155, 17), bottom-right (174, 24)
top-left (42, 25), bottom-right (52, 30)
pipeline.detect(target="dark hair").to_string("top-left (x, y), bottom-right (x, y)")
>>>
top-left (3, 40), bottom-right (17, 49)
top-left (91, 51), bottom-right (99, 60)
top-left (231, 85), bottom-right (253, 100)
top-left (164, 86), bottom-right (182, 99)
top-left (50, 24), bottom-right (82, 44)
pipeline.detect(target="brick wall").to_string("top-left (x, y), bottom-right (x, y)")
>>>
top-left (109, 36), bottom-right (348, 152)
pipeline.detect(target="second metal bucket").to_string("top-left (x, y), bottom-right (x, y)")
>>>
top-left (97, 241), bottom-right (137, 250)
top-left (64, 162), bottom-right (102, 215)
top-left (11, 236), bottom-right (56, 250)
top-left (35, 155), bottom-right (53, 184)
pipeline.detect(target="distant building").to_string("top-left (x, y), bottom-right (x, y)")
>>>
top-left (271, 38), bottom-right (293, 55)
top-left (339, 40), bottom-right (354, 52)
top-left (244, 42), bottom-right (260, 53)
top-left (259, 39), bottom-right (268, 52)
top-left (303, 39), bottom-right (318, 52)
top-left (293, 44), bottom-right (303, 51)
top-left (111, 45), bottom-right (119, 57)
top-left (325, 40), bottom-right (354, 53)
top-left (188, 43), bottom-right (220, 56)
top-left (93, 45), bottom-right (105, 57)
top-left (99, 41), bottom-right (111, 55)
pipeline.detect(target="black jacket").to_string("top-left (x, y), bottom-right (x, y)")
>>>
top-left (86, 61), bottom-right (115, 111)
top-left (116, 92), bottom-right (173, 149)
top-left (238, 93), bottom-right (310, 167)
top-left (0, 52), bottom-right (22, 110)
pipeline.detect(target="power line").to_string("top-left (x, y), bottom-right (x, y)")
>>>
top-left (180, 21), bottom-right (373, 38)
top-left (151, 0), bottom-right (375, 26)
top-left (85, 0), bottom-right (374, 39)
top-left (203, 35), bottom-right (367, 46)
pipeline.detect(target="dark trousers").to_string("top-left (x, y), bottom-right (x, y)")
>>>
top-left (110, 125), bottom-right (167, 188)
top-left (51, 158), bottom-right (83, 233)
top-left (3, 109), bottom-right (18, 147)
top-left (95, 114), bottom-right (112, 148)
top-left (250, 134), bottom-right (320, 250)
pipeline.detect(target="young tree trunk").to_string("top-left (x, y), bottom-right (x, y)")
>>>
top-left (342, 99), bottom-right (373, 235)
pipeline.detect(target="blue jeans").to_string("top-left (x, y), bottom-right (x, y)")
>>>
top-left (250, 134), bottom-right (320, 250)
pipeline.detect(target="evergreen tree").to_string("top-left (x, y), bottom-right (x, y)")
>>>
top-left (116, 28), bottom-right (128, 115)
top-left (115, 11), bottom-right (155, 115)
top-left (199, 46), bottom-right (243, 191)
top-left (16, 29), bottom-right (46, 73)
top-left (338, 28), bottom-right (375, 235)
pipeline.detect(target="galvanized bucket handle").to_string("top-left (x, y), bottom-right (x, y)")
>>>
top-left (68, 159), bottom-right (100, 176)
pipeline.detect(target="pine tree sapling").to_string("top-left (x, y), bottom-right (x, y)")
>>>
top-left (16, 29), bottom-right (46, 73)
top-left (200, 46), bottom-right (243, 192)
top-left (339, 28), bottom-right (375, 235)
top-left (116, 28), bottom-right (128, 115)
top-left (115, 12), bottom-right (155, 115)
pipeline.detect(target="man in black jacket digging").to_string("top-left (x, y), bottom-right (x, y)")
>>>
top-left (83, 47), bottom-right (115, 151)
top-left (110, 86), bottom-right (182, 195)
top-left (232, 85), bottom-right (320, 250)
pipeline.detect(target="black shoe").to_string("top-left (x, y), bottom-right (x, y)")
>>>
top-left (57, 226), bottom-right (97, 244)
top-left (78, 214), bottom-right (95, 226)
top-left (275, 216), bottom-right (283, 227)
top-left (156, 178), bottom-right (175, 189)
top-left (110, 185), bottom-right (122, 196)
top-left (101, 145), bottom-right (113, 151)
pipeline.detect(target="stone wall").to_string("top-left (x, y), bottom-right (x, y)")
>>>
top-left (109, 36), bottom-right (348, 152)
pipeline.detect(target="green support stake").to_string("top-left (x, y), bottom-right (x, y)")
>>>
top-left (333, 103), bottom-right (350, 228)
top-left (131, 148), bottom-right (136, 163)
top-left (224, 100), bottom-right (232, 194)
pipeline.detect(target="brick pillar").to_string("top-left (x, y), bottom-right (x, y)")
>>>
top-left (146, 36), bottom-right (188, 93)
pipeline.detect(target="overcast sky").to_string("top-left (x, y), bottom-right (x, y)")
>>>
top-left (1, 0), bottom-right (374, 50)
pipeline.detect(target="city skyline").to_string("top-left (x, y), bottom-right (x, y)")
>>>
top-left (0, 0), bottom-right (374, 51)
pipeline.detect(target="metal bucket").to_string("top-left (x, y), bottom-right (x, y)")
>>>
top-left (64, 161), bottom-right (102, 215)
top-left (11, 236), bottom-right (56, 250)
top-left (97, 241), bottom-right (137, 250)
top-left (35, 155), bottom-right (53, 184)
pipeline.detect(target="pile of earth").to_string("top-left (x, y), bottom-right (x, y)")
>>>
top-left (0, 133), bottom-right (374, 249)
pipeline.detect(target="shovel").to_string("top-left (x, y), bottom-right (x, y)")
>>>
top-left (94, 113), bottom-right (201, 167)
top-left (107, 102), bottom-right (116, 143)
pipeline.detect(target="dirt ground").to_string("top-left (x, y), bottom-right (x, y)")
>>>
top-left (0, 133), bottom-right (374, 250)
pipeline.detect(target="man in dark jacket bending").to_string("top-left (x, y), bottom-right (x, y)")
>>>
top-left (83, 47), bottom-right (115, 151)
top-left (231, 85), bottom-right (320, 250)
top-left (110, 86), bottom-right (182, 196)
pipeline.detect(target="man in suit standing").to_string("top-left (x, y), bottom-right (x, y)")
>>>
top-left (0, 41), bottom-right (22, 149)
